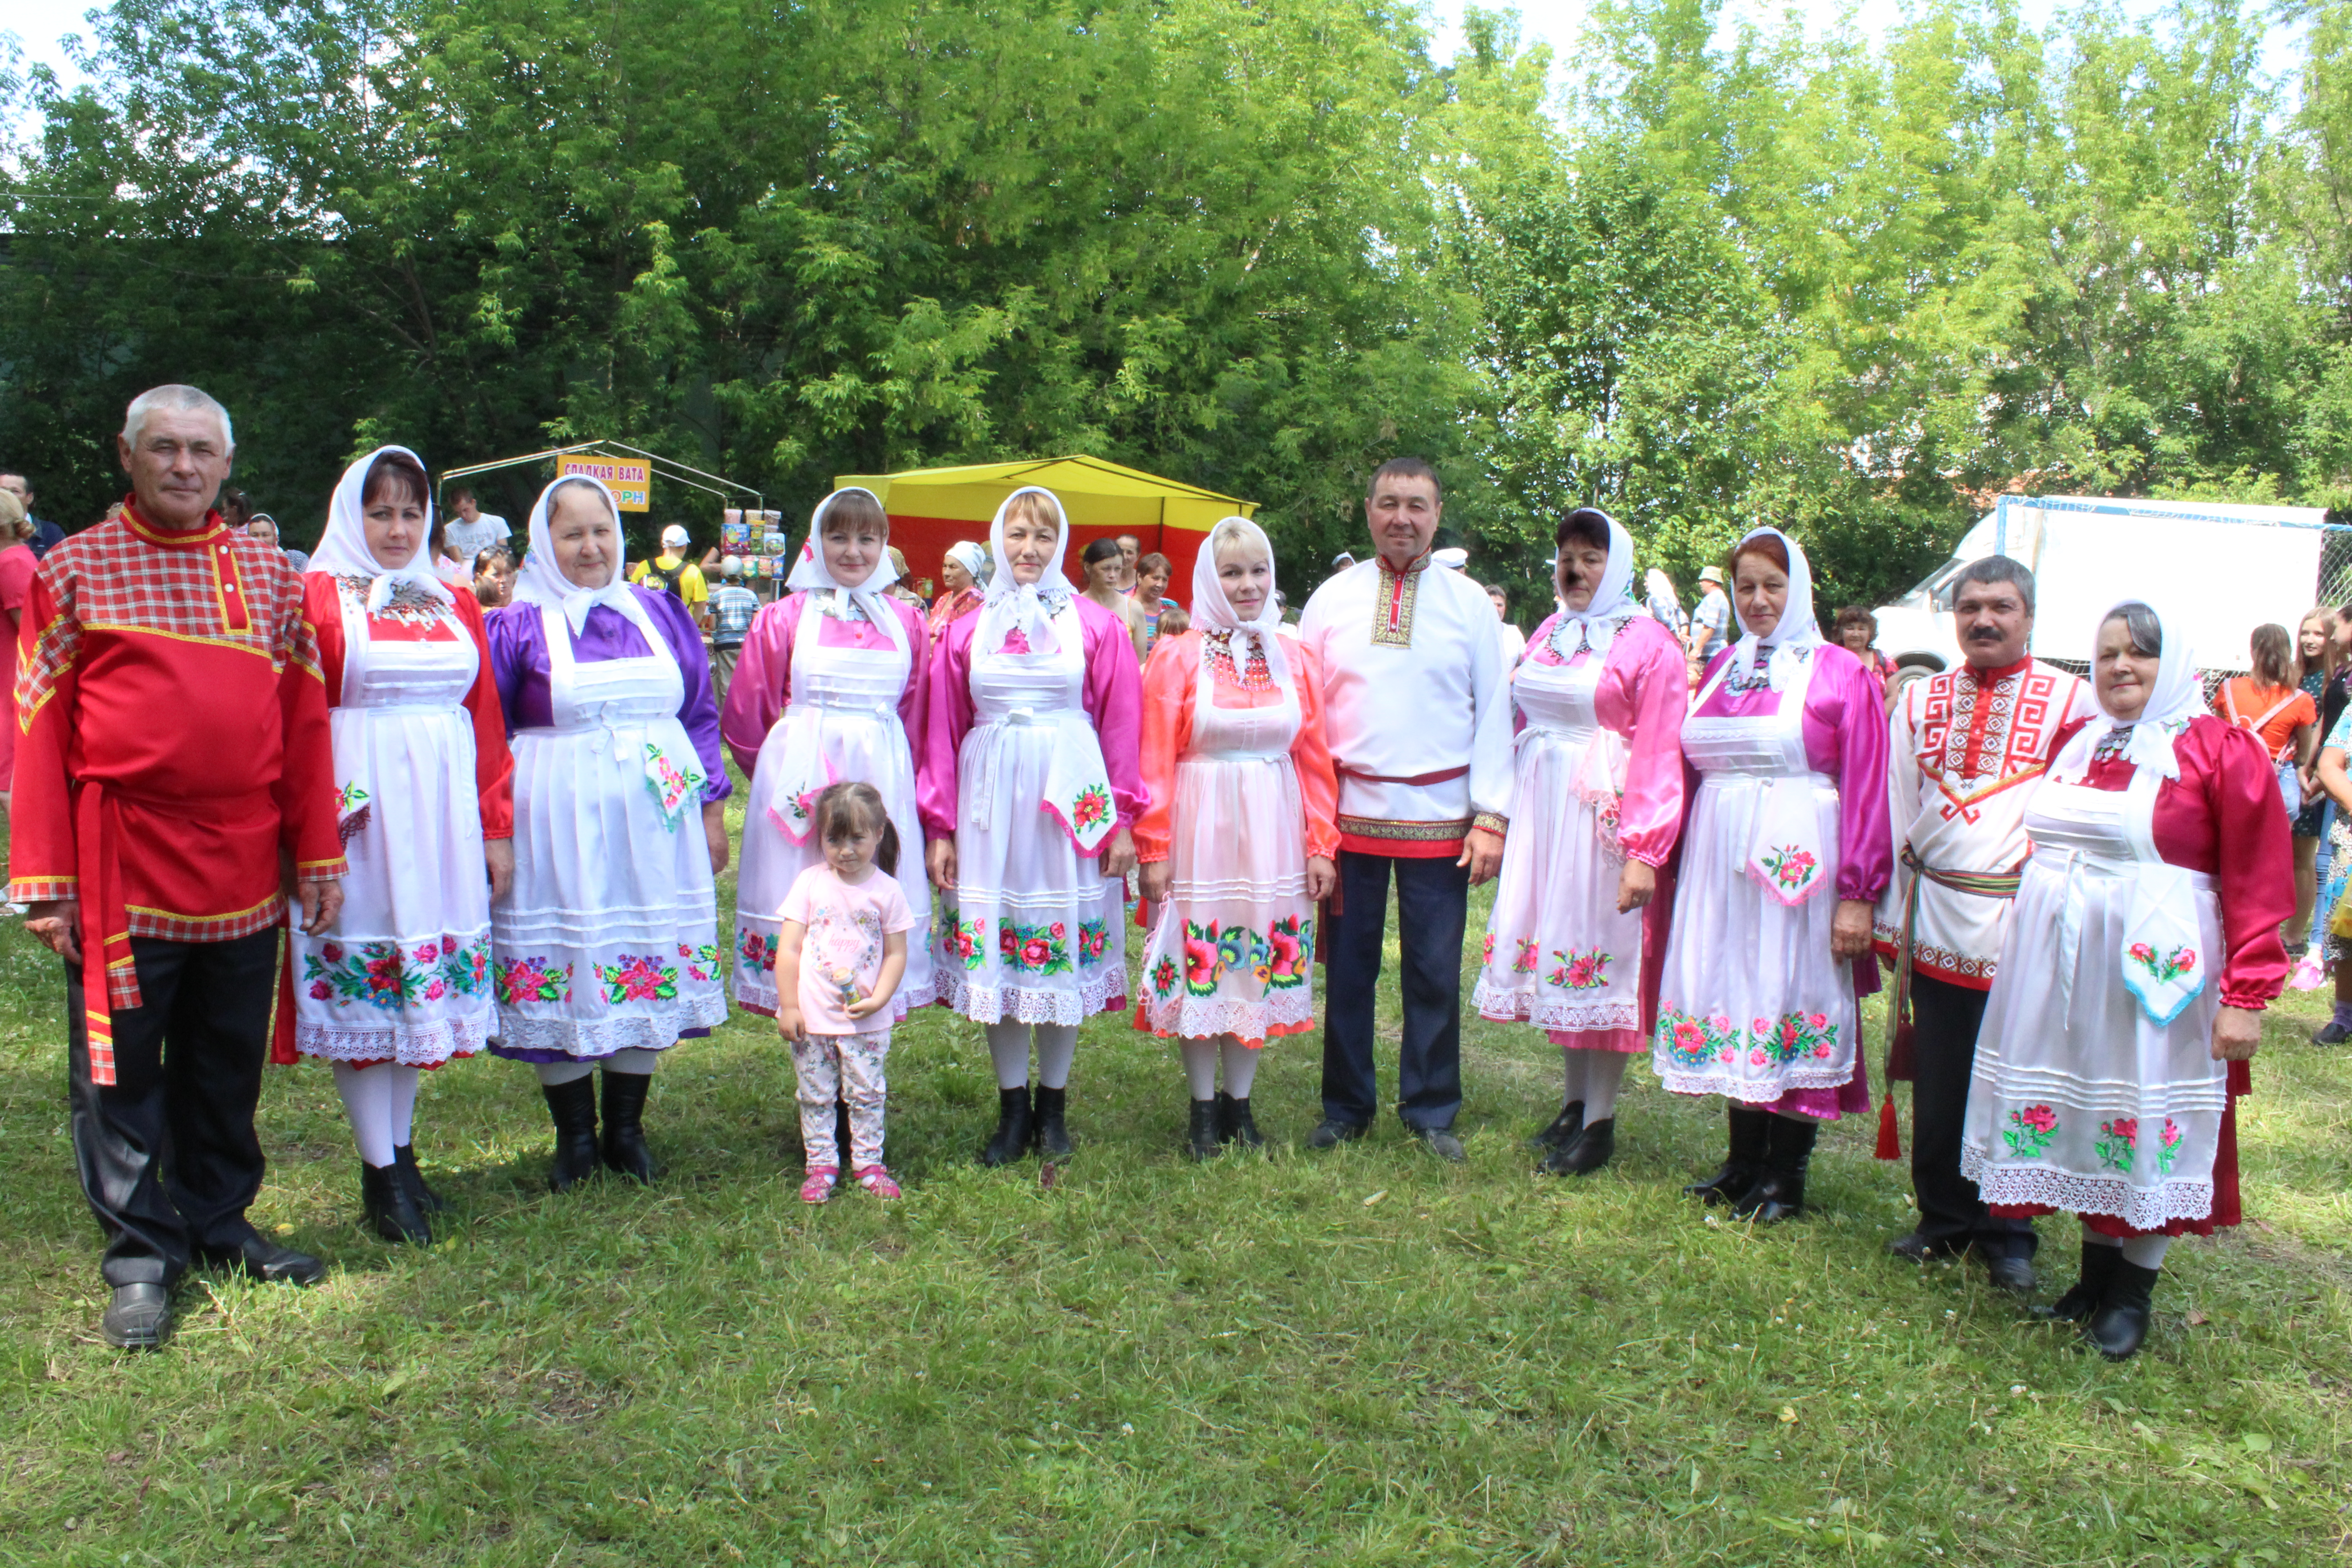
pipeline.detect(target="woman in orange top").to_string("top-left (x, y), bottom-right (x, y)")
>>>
top-left (2211, 623), bottom-right (2317, 829)
top-left (1135, 516), bottom-right (1339, 1159)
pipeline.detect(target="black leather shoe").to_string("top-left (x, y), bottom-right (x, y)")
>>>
top-left (2314, 1019), bottom-right (2350, 1045)
top-left (1731, 1116), bottom-right (1817, 1223)
top-left (2034, 1240), bottom-right (2122, 1323)
top-left (980, 1086), bottom-right (1032, 1167)
top-left (2086, 1259), bottom-right (2161, 1360)
top-left (542, 1076), bottom-right (602, 1191)
top-left (391, 1143), bottom-right (446, 1214)
top-left (1308, 1117), bottom-right (1367, 1150)
top-left (101, 1283), bottom-right (171, 1350)
top-left (1886, 1230), bottom-right (1959, 1263)
top-left (1413, 1125), bottom-right (1467, 1164)
top-left (1032, 1086), bottom-right (1074, 1160)
top-left (1686, 1104), bottom-right (1771, 1205)
top-left (1185, 1098), bottom-right (1222, 1162)
top-left (1538, 1117), bottom-right (1614, 1176)
top-left (1981, 1251), bottom-right (2036, 1294)
top-left (599, 1069), bottom-right (663, 1183)
top-left (1530, 1100), bottom-right (1584, 1152)
top-left (197, 1231), bottom-right (326, 1286)
top-left (1217, 1092), bottom-right (1265, 1150)
top-left (359, 1160), bottom-right (431, 1246)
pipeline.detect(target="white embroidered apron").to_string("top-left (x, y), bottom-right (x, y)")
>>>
top-left (492, 602), bottom-right (726, 1059)
top-left (1651, 652), bottom-right (1858, 1100)
top-left (1960, 763), bottom-right (2229, 1230)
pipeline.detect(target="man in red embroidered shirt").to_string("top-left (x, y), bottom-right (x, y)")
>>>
top-left (1873, 556), bottom-right (2095, 1291)
top-left (13, 385), bottom-right (346, 1350)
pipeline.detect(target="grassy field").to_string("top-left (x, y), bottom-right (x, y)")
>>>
top-left (4, 794), bottom-right (2350, 1565)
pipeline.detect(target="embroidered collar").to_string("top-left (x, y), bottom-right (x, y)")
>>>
top-left (1723, 648), bottom-right (1779, 694)
top-left (1376, 551), bottom-right (1431, 578)
top-left (120, 498), bottom-right (227, 549)
top-left (1961, 655), bottom-right (2033, 685)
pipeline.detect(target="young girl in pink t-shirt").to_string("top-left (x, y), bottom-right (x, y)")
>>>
top-left (777, 782), bottom-right (915, 1202)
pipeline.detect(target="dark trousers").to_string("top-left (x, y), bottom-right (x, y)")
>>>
top-left (66, 929), bottom-right (280, 1287)
top-left (1321, 849), bottom-right (1468, 1132)
top-left (1909, 970), bottom-right (2037, 1259)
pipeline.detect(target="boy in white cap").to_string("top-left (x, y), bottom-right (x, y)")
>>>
top-left (630, 522), bottom-right (712, 627)
top-left (1687, 561), bottom-right (1730, 672)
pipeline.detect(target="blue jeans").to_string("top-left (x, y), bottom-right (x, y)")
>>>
top-left (1320, 849), bottom-right (1468, 1131)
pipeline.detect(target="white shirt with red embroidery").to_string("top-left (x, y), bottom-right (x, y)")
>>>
top-left (1872, 656), bottom-right (2099, 988)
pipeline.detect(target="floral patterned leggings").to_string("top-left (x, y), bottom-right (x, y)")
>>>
top-left (792, 1029), bottom-right (891, 1170)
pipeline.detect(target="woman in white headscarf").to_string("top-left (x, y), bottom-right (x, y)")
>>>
top-left (1643, 567), bottom-right (1688, 640)
top-left (720, 487), bottom-right (931, 1019)
top-left (1651, 526), bottom-right (1892, 1221)
top-left (1133, 516), bottom-right (1339, 1158)
top-left (289, 447), bottom-right (514, 1245)
top-left (1960, 598), bottom-right (2289, 1359)
top-left (918, 486), bottom-right (1145, 1165)
top-left (485, 476), bottom-right (731, 1190)
top-left (1473, 509), bottom-right (1688, 1177)
top-left (929, 540), bottom-right (988, 648)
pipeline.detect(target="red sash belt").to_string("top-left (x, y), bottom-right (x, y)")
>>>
top-left (72, 781), bottom-right (140, 1087)
top-left (1336, 763), bottom-right (1470, 788)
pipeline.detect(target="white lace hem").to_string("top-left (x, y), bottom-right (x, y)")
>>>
top-left (1960, 1147), bottom-right (2217, 1230)
top-left (296, 1015), bottom-right (488, 1067)
top-left (1655, 1063), bottom-right (1855, 1102)
top-left (1138, 989), bottom-right (1315, 1042)
top-left (494, 989), bottom-right (729, 1059)
top-left (1472, 980), bottom-right (1638, 1033)
top-left (942, 965), bottom-right (1126, 1026)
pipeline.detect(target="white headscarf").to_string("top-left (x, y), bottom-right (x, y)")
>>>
top-left (1726, 525), bottom-right (1825, 691)
top-left (975, 485), bottom-right (1076, 656)
top-left (307, 446), bottom-right (452, 613)
top-left (945, 540), bottom-right (990, 587)
top-left (1545, 507), bottom-right (1638, 660)
top-left (1191, 514), bottom-right (1292, 696)
top-left (1643, 568), bottom-right (1681, 612)
top-left (2052, 595), bottom-right (2204, 782)
top-left (509, 474), bottom-right (655, 641)
top-left (786, 487), bottom-right (904, 644)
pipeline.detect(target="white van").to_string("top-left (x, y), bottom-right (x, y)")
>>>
top-left (1872, 495), bottom-right (2349, 673)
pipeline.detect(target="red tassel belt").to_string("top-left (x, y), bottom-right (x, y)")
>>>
top-left (73, 781), bottom-right (139, 1087)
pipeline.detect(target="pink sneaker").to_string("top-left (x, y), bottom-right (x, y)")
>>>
top-left (2291, 956), bottom-right (2325, 992)
top-left (853, 1164), bottom-right (901, 1199)
top-left (799, 1166), bottom-right (839, 1204)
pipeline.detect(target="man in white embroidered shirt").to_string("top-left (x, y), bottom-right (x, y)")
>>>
top-left (1298, 457), bottom-right (1512, 1162)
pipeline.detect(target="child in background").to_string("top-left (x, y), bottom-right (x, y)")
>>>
top-left (776, 782), bottom-right (915, 1202)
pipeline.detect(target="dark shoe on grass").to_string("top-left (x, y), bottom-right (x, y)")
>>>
top-left (1981, 1251), bottom-right (2036, 1295)
top-left (599, 1069), bottom-right (664, 1183)
top-left (1308, 1118), bottom-right (1367, 1150)
top-left (196, 1230), bottom-right (326, 1286)
top-left (1217, 1092), bottom-right (1264, 1150)
top-left (1032, 1086), bottom-right (1074, 1160)
top-left (1530, 1100), bottom-right (1584, 1152)
top-left (2085, 1260), bottom-right (2161, 1360)
top-left (359, 1160), bottom-right (431, 1246)
top-left (542, 1076), bottom-right (602, 1192)
top-left (1413, 1125), bottom-right (1467, 1165)
top-left (2313, 1018), bottom-right (2350, 1045)
top-left (1186, 1098), bottom-right (1222, 1162)
top-left (1730, 1116), bottom-right (1816, 1223)
top-left (980, 1086), bottom-right (1033, 1167)
top-left (2034, 1240), bottom-right (2121, 1324)
top-left (101, 1283), bottom-right (171, 1350)
top-left (1538, 1117), bottom-right (1613, 1176)
top-left (1686, 1104), bottom-right (1771, 1205)
top-left (392, 1142), bottom-right (446, 1214)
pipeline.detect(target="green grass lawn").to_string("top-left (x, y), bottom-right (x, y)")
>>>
top-left (4, 800), bottom-right (2349, 1564)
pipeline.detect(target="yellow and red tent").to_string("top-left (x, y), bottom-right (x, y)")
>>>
top-left (835, 456), bottom-right (1256, 598)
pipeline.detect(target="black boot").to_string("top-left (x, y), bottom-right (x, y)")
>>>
top-left (2033, 1240), bottom-right (2122, 1323)
top-left (1685, 1105), bottom-right (1770, 1204)
top-left (1186, 1098), bottom-right (1222, 1161)
top-left (1539, 1117), bottom-right (1615, 1176)
top-left (600, 1069), bottom-right (663, 1183)
top-left (542, 1076), bottom-right (602, 1192)
top-left (1531, 1100), bottom-right (1584, 1153)
top-left (1218, 1091), bottom-right (1265, 1150)
top-left (391, 1143), bottom-right (446, 1214)
top-left (359, 1160), bottom-right (431, 1245)
top-left (1732, 1115), bottom-right (1817, 1222)
top-left (2085, 1259), bottom-right (2161, 1360)
top-left (1033, 1085), bottom-right (1074, 1160)
top-left (980, 1086), bottom-right (1032, 1167)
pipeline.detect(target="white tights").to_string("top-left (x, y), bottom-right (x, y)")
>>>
top-left (1178, 1037), bottom-right (1262, 1101)
top-left (332, 1062), bottom-right (421, 1169)
top-left (533, 1047), bottom-right (664, 1087)
top-left (1560, 1049), bottom-right (1631, 1122)
top-left (2083, 1223), bottom-right (2171, 1270)
top-left (986, 1022), bottom-right (1078, 1090)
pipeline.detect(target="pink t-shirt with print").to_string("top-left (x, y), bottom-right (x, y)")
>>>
top-left (779, 863), bottom-right (916, 1035)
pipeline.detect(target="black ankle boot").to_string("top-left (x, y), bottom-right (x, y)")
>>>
top-left (392, 1142), bottom-right (446, 1214)
top-left (542, 1076), bottom-right (602, 1192)
top-left (1033, 1085), bottom-right (1074, 1160)
top-left (2034, 1241), bottom-right (2121, 1323)
top-left (1732, 1115), bottom-right (1817, 1222)
top-left (1685, 1105), bottom-right (1771, 1204)
top-left (980, 1086), bottom-right (1033, 1166)
top-left (1218, 1091), bottom-right (1264, 1150)
top-left (360, 1160), bottom-right (431, 1245)
top-left (599, 1069), bottom-right (663, 1183)
top-left (2086, 1259), bottom-right (2161, 1360)
top-left (1186, 1098), bottom-right (1222, 1161)
top-left (1539, 1117), bottom-right (1615, 1176)
top-left (1531, 1100), bottom-right (1585, 1152)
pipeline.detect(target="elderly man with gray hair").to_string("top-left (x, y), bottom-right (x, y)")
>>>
top-left (11, 384), bottom-right (347, 1349)
top-left (1873, 554), bottom-right (2099, 1291)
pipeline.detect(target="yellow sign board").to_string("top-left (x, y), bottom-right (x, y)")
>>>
top-left (555, 455), bottom-right (652, 512)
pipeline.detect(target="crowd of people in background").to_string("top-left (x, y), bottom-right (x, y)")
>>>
top-left (9, 384), bottom-right (2314, 1373)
